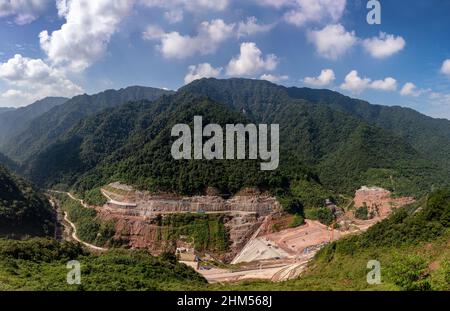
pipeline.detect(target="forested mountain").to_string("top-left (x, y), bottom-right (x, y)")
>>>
top-left (19, 79), bottom-right (448, 204)
top-left (25, 93), bottom-right (281, 194)
top-left (0, 152), bottom-right (17, 172)
top-left (286, 87), bottom-right (450, 170)
top-left (181, 79), bottom-right (449, 193)
top-left (182, 79), bottom-right (450, 160)
top-left (0, 165), bottom-right (54, 238)
top-left (0, 107), bottom-right (15, 114)
top-left (181, 79), bottom-right (450, 163)
top-left (3, 86), bottom-right (173, 162)
top-left (0, 97), bottom-right (68, 147)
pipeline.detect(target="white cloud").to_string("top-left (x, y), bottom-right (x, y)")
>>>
top-left (0, 54), bottom-right (82, 106)
top-left (441, 59), bottom-right (450, 76)
top-left (139, 0), bottom-right (229, 12)
top-left (0, 89), bottom-right (25, 99)
top-left (143, 19), bottom-right (235, 59)
top-left (226, 42), bottom-right (278, 76)
top-left (164, 9), bottom-right (183, 23)
top-left (0, 0), bottom-right (50, 25)
top-left (184, 63), bottom-right (222, 84)
top-left (362, 32), bottom-right (406, 59)
top-left (142, 25), bottom-right (165, 40)
top-left (260, 74), bottom-right (289, 83)
top-left (237, 16), bottom-right (274, 38)
top-left (36, 1), bottom-right (234, 71)
top-left (284, 0), bottom-right (346, 27)
top-left (400, 82), bottom-right (422, 97)
top-left (340, 70), bottom-right (397, 94)
top-left (258, 0), bottom-right (346, 27)
top-left (256, 0), bottom-right (292, 8)
top-left (39, 0), bottom-right (133, 72)
top-left (303, 69), bottom-right (335, 87)
top-left (370, 77), bottom-right (397, 91)
top-left (139, 0), bottom-right (229, 23)
top-left (340, 70), bottom-right (370, 94)
top-left (428, 91), bottom-right (450, 104)
top-left (422, 91), bottom-right (450, 119)
top-left (307, 24), bottom-right (357, 60)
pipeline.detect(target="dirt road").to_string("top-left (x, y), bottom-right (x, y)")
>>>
top-left (63, 211), bottom-right (108, 251)
top-left (182, 258), bottom-right (310, 283)
top-left (49, 191), bottom-right (108, 252)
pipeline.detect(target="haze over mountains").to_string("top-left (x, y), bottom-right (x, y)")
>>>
top-left (0, 107), bottom-right (15, 114)
top-left (0, 78), bottom-right (447, 202)
top-left (1, 86), bottom-right (173, 162)
top-left (0, 97), bottom-right (68, 146)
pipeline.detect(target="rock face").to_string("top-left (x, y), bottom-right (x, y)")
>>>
top-left (97, 184), bottom-right (281, 260)
top-left (353, 186), bottom-right (415, 218)
top-left (224, 213), bottom-right (264, 262)
top-left (102, 187), bottom-right (278, 216)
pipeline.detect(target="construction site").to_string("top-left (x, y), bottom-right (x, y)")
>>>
top-left (88, 183), bottom-right (415, 283)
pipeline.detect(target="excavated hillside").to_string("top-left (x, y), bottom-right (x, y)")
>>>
top-left (96, 183), bottom-right (281, 261)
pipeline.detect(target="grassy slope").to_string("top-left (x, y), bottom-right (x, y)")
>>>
top-left (0, 238), bottom-right (206, 291)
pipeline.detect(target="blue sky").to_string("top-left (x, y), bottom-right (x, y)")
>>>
top-left (0, 0), bottom-right (449, 119)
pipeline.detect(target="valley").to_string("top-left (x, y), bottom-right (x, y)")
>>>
top-left (1, 0), bottom-right (449, 299)
top-left (0, 78), bottom-right (448, 291)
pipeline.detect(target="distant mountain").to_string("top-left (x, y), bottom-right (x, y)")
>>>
top-left (0, 107), bottom-right (15, 114)
top-left (0, 152), bottom-right (17, 172)
top-left (23, 93), bottom-right (267, 192)
top-left (0, 97), bottom-right (68, 147)
top-left (181, 79), bottom-right (450, 190)
top-left (0, 165), bottom-right (54, 238)
top-left (3, 86), bottom-right (173, 162)
top-left (285, 87), bottom-right (450, 169)
top-left (21, 79), bottom-right (448, 202)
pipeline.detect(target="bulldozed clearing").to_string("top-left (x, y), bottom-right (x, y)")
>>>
top-left (96, 183), bottom-right (416, 283)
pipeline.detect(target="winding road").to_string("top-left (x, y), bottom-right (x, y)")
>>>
top-left (49, 190), bottom-right (108, 252)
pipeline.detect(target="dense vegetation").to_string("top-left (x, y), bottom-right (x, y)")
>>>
top-left (82, 188), bottom-right (108, 206)
top-left (0, 97), bottom-right (67, 147)
top-left (11, 79), bottom-right (447, 215)
top-left (182, 79), bottom-right (449, 197)
top-left (0, 79), bottom-right (448, 291)
top-left (54, 193), bottom-right (115, 247)
top-left (0, 107), bottom-right (15, 114)
top-left (0, 152), bottom-right (17, 172)
top-left (4, 86), bottom-right (172, 163)
top-left (0, 238), bottom-right (206, 290)
top-left (288, 86), bottom-right (450, 176)
top-left (0, 165), bottom-right (54, 238)
top-left (159, 213), bottom-right (229, 253)
top-left (304, 207), bottom-right (335, 226)
top-left (215, 188), bottom-right (450, 291)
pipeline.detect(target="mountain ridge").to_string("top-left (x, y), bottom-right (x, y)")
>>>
top-left (2, 78), bottom-right (447, 204)
top-left (3, 86), bottom-right (173, 162)
top-left (0, 107), bottom-right (15, 114)
top-left (0, 97), bottom-right (68, 147)
top-left (0, 165), bottom-right (54, 238)
top-left (18, 80), bottom-right (446, 202)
